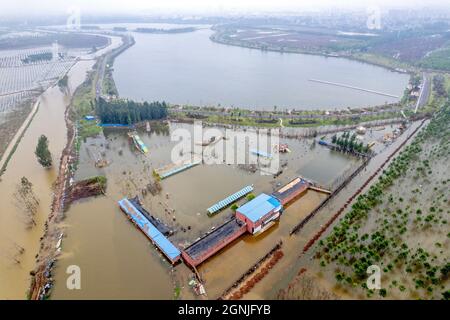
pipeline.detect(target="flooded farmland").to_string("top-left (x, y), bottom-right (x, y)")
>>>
top-left (0, 35), bottom-right (122, 299)
top-left (50, 120), bottom-right (374, 299)
top-left (0, 26), bottom-right (419, 301)
top-left (0, 60), bottom-right (95, 299)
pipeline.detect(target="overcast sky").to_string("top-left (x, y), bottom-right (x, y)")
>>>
top-left (2, 0), bottom-right (449, 17)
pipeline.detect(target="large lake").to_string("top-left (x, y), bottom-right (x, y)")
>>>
top-left (113, 24), bottom-right (409, 110)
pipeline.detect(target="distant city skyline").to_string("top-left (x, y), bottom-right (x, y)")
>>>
top-left (2, 0), bottom-right (450, 17)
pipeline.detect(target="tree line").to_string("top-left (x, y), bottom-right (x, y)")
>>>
top-left (95, 97), bottom-right (168, 125)
top-left (433, 74), bottom-right (448, 98)
top-left (22, 52), bottom-right (52, 64)
top-left (331, 131), bottom-right (370, 154)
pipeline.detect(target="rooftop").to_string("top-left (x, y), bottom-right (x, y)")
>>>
top-left (118, 198), bottom-right (180, 261)
top-left (183, 219), bottom-right (246, 261)
top-left (237, 193), bottom-right (281, 223)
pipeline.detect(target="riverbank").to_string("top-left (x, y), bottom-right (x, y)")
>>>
top-left (210, 30), bottom-right (414, 75)
top-left (169, 107), bottom-right (412, 129)
top-left (0, 58), bottom-right (79, 176)
top-left (27, 34), bottom-right (126, 300)
top-left (0, 99), bottom-right (40, 176)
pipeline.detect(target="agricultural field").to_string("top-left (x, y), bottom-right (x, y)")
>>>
top-left (0, 32), bottom-right (109, 51)
top-left (312, 103), bottom-right (450, 299)
top-left (213, 25), bottom-right (450, 73)
top-left (0, 30), bottom-right (108, 162)
top-left (420, 47), bottom-right (450, 71)
top-left (0, 50), bottom-right (76, 161)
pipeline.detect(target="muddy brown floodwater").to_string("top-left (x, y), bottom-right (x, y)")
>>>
top-left (0, 35), bottom-right (121, 299)
top-left (50, 121), bottom-right (369, 299)
top-left (0, 60), bottom-right (94, 299)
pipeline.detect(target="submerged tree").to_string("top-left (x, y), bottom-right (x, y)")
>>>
top-left (13, 177), bottom-right (39, 228)
top-left (35, 135), bottom-right (52, 168)
top-left (58, 74), bottom-right (69, 92)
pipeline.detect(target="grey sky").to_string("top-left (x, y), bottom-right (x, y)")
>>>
top-left (1, 0), bottom-right (449, 17)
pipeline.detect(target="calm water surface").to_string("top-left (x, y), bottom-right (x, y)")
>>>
top-left (113, 24), bottom-right (409, 110)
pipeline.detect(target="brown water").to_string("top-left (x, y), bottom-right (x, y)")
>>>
top-left (0, 34), bottom-right (122, 299)
top-left (0, 60), bottom-right (94, 299)
top-left (244, 120), bottom-right (427, 300)
top-left (50, 122), bottom-right (359, 299)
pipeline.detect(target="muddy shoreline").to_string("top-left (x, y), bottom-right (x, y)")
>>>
top-left (27, 35), bottom-right (127, 300)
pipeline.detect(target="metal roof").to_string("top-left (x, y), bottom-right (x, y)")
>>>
top-left (118, 198), bottom-right (181, 261)
top-left (159, 161), bottom-right (201, 179)
top-left (237, 193), bottom-right (282, 223)
top-left (207, 185), bottom-right (254, 214)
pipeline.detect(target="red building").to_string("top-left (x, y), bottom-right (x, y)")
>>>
top-left (272, 177), bottom-right (309, 206)
top-left (235, 193), bottom-right (283, 234)
top-left (182, 219), bottom-right (247, 268)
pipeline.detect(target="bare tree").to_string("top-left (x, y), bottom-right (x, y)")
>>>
top-left (13, 177), bottom-right (39, 228)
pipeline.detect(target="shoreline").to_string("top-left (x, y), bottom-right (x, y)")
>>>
top-left (0, 99), bottom-right (40, 176)
top-left (209, 31), bottom-right (414, 75)
top-left (26, 28), bottom-right (435, 300)
top-left (0, 57), bottom-right (79, 176)
top-left (27, 33), bottom-right (132, 300)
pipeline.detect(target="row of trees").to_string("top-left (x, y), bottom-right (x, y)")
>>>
top-left (433, 74), bottom-right (448, 98)
top-left (331, 132), bottom-right (370, 154)
top-left (95, 98), bottom-right (168, 125)
top-left (317, 104), bottom-right (450, 299)
top-left (22, 52), bottom-right (52, 64)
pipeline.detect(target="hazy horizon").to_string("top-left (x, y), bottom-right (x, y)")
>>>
top-left (2, 0), bottom-right (450, 18)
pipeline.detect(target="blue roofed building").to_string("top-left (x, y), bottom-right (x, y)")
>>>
top-left (118, 198), bottom-right (181, 263)
top-left (235, 193), bottom-right (283, 234)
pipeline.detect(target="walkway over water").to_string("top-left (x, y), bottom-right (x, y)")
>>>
top-left (207, 185), bottom-right (254, 215)
top-left (157, 160), bottom-right (201, 179)
top-left (309, 79), bottom-right (400, 98)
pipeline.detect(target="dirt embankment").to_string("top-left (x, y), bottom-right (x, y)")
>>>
top-left (28, 34), bottom-right (132, 300)
top-left (64, 176), bottom-right (107, 209)
top-left (28, 89), bottom-right (77, 300)
top-left (220, 241), bottom-right (284, 300)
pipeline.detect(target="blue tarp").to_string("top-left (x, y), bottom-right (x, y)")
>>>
top-left (237, 193), bottom-right (282, 223)
top-left (250, 149), bottom-right (273, 159)
top-left (99, 123), bottom-right (135, 128)
top-left (118, 198), bottom-right (181, 261)
top-left (84, 115), bottom-right (95, 121)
